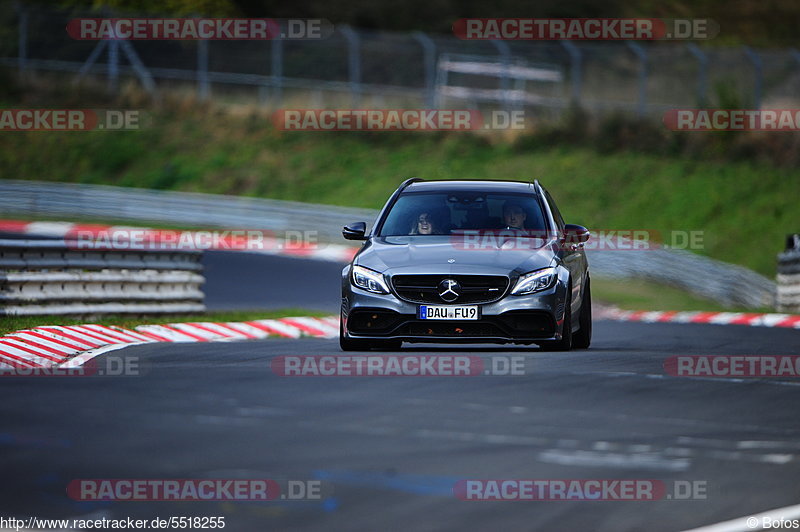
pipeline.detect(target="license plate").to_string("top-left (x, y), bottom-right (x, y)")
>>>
top-left (418, 305), bottom-right (480, 320)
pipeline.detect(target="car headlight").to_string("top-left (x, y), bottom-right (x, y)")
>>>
top-left (511, 267), bottom-right (557, 295)
top-left (351, 265), bottom-right (390, 294)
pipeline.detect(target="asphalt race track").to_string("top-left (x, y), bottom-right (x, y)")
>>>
top-left (2, 251), bottom-right (800, 531)
top-left (202, 251), bottom-right (343, 312)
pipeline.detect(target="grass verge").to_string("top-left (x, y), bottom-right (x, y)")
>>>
top-left (592, 278), bottom-right (773, 313)
top-left (1, 105), bottom-right (796, 277)
top-left (0, 308), bottom-right (331, 336)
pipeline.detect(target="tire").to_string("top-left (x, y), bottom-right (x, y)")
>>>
top-left (572, 277), bottom-right (592, 349)
top-left (539, 287), bottom-right (573, 351)
top-left (339, 317), bottom-right (366, 351)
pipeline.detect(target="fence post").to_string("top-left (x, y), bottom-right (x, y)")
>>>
top-left (433, 53), bottom-right (449, 109)
top-left (76, 40), bottom-right (108, 84)
top-left (686, 43), bottom-right (708, 106)
top-left (108, 38), bottom-right (119, 93)
top-left (490, 39), bottom-right (511, 112)
top-left (16, 3), bottom-right (27, 75)
top-left (118, 40), bottom-right (157, 97)
top-left (340, 26), bottom-right (362, 106)
top-left (792, 50), bottom-right (800, 110)
top-left (413, 31), bottom-right (436, 108)
top-left (197, 38), bottom-right (210, 101)
top-left (270, 29), bottom-right (283, 107)
top-left (560, 41), bottom-right (582, 107)
top-left (743, 47), bottom-right (762, 109)
top-left (626, 41), bottom-right (647, 117)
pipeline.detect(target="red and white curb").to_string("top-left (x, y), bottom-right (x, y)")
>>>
top-left (2, 306), bottom-right (797, 370)
top-left (595, 306), bottom-right (800, 329)
top-left (0, 219), bottom-right (357, 263)
top-left (0, 316), bottom-right (339, 369)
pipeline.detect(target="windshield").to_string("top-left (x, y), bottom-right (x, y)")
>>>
top-left (379, 191), bottom-right (548, 236)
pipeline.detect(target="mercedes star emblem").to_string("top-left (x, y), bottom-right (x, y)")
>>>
top-left (438, 278), bottom-right (461, 302)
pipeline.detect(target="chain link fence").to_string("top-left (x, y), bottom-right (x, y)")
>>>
top-left (2, 3), bottom-right (800, 118)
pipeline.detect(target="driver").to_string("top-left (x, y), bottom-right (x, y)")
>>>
top-left (502, 202), bottom-right (527, 230)
top-left (410, 212), bottom-right (439, 235)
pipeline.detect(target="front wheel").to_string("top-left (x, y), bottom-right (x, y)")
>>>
top-left (339, 318), bottom-right (365, 351)
top-left (572, 277), bottom-right (592, 349)
top-left (538, 288), bottom-right (573, 351)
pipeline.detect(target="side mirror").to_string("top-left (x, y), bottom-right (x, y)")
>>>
top-left (564, 224), bottom-right (590, 245)
top-left (343, 222), bottom-right (368, 241)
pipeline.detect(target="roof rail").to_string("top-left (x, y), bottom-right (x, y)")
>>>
top-left (398, 177), bottom-right (424, 192)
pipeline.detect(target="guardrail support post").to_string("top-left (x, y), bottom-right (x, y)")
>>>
top-left (108, 37), bottom-right (119, 93)
top-left (119, 40), bottom-right (157, 97)
top-left (560, 41), bottom-right (582, 107)
top-left (413, 31), bottom-right (436, 108)
top-left (626, 41), bottom-right (647, 117)
top-left (686, 43), bottom-right (708, 106)
top-left (340, 26), bottom-right (362, 106)
top-left (743, 46), bottom-right (763, 109)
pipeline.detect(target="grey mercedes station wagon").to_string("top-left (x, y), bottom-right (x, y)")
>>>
top-left (339, 178), bottom-right (592, 351)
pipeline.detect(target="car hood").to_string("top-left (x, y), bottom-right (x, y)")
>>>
top-left (356, 235), bottom-right (557, 276)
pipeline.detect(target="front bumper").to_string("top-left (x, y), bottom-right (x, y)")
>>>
top-left (341, 277), bottom-right (568, 345)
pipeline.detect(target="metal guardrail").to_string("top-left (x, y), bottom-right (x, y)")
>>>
top-left (589, 247), bottom-right (775, 309)
top-left (0, 180), bottom-right (378, 245)
top-left (0, 239), bottom-right (205, 315)
top-left (0, 180), bottom-right (779, 310)
top-left (777, 235), bottom-right (800, 312)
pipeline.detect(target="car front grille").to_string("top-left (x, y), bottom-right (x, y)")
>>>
top-left (391, 275), bottom-right (509, 304)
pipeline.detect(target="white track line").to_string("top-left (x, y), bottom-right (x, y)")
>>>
top-left (59, 343), bottom-right (147, 369)
top-left (683, 502), bottom-right (800, 531)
